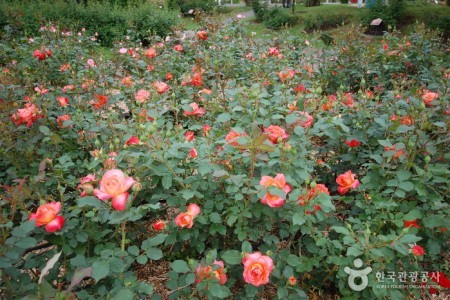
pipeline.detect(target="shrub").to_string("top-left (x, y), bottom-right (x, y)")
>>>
top-left (263, 8), bottom-right (299, 30)
top-left (361, 0), bottom-right (406, 29)
top-left (177, 0), bottom-right (218, 15)
top-left (0, 0), bottom-right (178, 46)
top-left (303, 14), bottom-right (350, 32)
top-left (252, 0), bottom-right (270, 21)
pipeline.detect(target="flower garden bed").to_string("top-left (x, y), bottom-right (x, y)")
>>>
top-left (0, 17), bottom-right (449, 299)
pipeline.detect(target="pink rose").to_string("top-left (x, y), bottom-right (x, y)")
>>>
top-left (11, 103), bottom-right (43, 127)
top-left (263, 125), bottom-right (289, 144)
top-left (135, 89), bottom-right (150, 103)
top-left (259, 174), bottom-right (292, 207)
top-left (174, 203), bottom-right (200, 228)
top-left (29, 202), bottom-right (65, 232)
top-left (242, 252), bottom-right (274, 286)
top-left (183, 102), bottom-right (205, 117)
top-left (94, 169), bottom-right (136, 210)
top-left (154, 82), bottom-right (170, 94)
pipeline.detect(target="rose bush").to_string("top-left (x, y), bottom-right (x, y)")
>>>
top-left (0, 17), bottom-right (449, 300)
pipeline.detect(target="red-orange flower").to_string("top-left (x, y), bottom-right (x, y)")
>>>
top-left (33, 49), bottom-right (52, 61)
top-left (91, 94), bottom-right (108, 109)
top-left (189, 148), bottom-right (198, 158)
top-left (196, 31), bottom-right (208, 41)
top-left (225, 130), bottom-right (247, 146)
top-left (411, 245), bottom-right (425, 256)
top-left (183, 102), bottom-right (205, 117)
top-left (125, 136), bottom-right (140, 146)
top-left (242, 252), bottom-right (274, 286)
top-left (154, 82), bottom-right (170, 94)
top-left (263, 125), bottom-right (289, 144)
top-left (259, 174), bottom-right (292, 208)
top-left (422, 91), bottom-right (439, 106)
top-left (11, 103), bottom-right (43, 127)
top-left (336, 170), bottom-right (360, 195)
top-left (57, 114), bottom-right (71, 128)
top-left (174, 203), bottom-right (200, 228)
top-left (195, 260), bottom-right (227, 285)
top-left (404, 219), bottom-right (421, 229)
top-left (152, 220), bottom-right (166, 231)
top-left (29, 202), bottom-right (65, 232)
top-left (345, 139), bottom-right (361, 148)
top-left (298, 184), bottom-right (329, 206)
top-left (145, 48), bottom-right (157, 58)
top-left (57, 96), bottom-right (69, 107)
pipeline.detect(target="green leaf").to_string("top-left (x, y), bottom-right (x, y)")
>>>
top-left (181, 190), bottom-right (195, 200)
top-left (170, 260), bottom-right (191, 273)
top-left (16, 236), bottom-right (37, 249)
top-left (162, 175), bottom-right (172, 189)
top-left (111, 289), bottom-right (134, 300)
top-left (227, 215), bottom-right (238, 226)
top-left (332, 226), bottom-right (350, 236)
top-left (185, 273), bottom-right (196, 285)
top-left (77, 196), bottom-right (103, 209)
top-left (39, 125), bottom-right (51, 136)
top-left (292, 212), bottom-right (305, 226)
top-left (136, 255), bottom-right (148, 265)
top-left (221, 250), bottom-right (242, 265)
top-left (398, 181), bottom-right (414, 192)
top-left (286, 254), bottom-right (301, 267)
top-left (396, 170), bottom-right (412, 181)
top-left (346, 246), bottom-right (363, 257)
top-left (396, 125), bottom-right (414, 133)
top-left (216, 113), bottom-right (231, 123)
top-left (277, 287), bottom-right (288, 299)
top-left (241, 241), bottom-right (252, 253)
top-left (399, 234), bottom-right (422, 244)
top-left (91, 260), bottom-right (110, 282)
top-left (209, 212), bottom-right (221, 223)
top-left (142, 234), bottom-right (168, 248)
top-left (147, 248), bottom-right (163, 260)
top-left (208, 283), bottom-right (231, 299)
top-left (12, 220), bottom-right (35, 237)
top-left (128, 245), bottom-right (140, 256)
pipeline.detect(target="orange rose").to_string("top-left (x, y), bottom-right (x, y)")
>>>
top-left (29, 202), bottom-right (65, 232)
top-left (242, 252), bottom-right (274, 286)
top-left (336, 170), bottom-right (359, 195)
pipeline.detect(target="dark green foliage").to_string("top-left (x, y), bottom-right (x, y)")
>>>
top-left (0, 0), bottom-right (178, 46)
top-left (303, 13), bottom-right (351, 31)
top-left (361, 0), bottom-right (405, 28)
top-left (170, 0), bottom-right (217, 15)
top-left (252, 0), bottom-right (298, 29)
top-left (263, 8), bottom-right (299, 30)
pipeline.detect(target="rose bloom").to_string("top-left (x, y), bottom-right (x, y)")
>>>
top-left (196, 260), bottom-right (227, 285)
top-left (294, 111), bottom-right (313, 128)
top-left (135, 89), bottom-right (150, 103)
top-left (422, 91), bottom-right (439, 106)
top-left (11, 103), bottom-right (43, 127)
top-left (268, 47), bottom-right (279, 56)
top-left (33, 49), bottom-right (52, 61)
top-left (125, 136), bottom-right (140, 146)
top-left (62, 84), bottom-right (75, 93)
top-left (401, 116), bottom-right (414, 126)
top-left (78, 174), bottom-right (96, 197)
top-left (225, 130), bottom-right (247, 146)
top-left (57, 114), bottom-right (71, 128)
top-left (411, 245), bottom-right (425, 256)
top-left (384, 146), bottom-right (405, 159)
top-left (183, 102), bottom-right (205, 117)
top-left (185, 131), bottom-right (195, 141)
top-left (196, 31), bottom-right (208, 41)
top-left (56, 96), bottom-right (69, 107)
top-left (260, 174), bottom-right (292, 208)
top-left (298, 183), bottom-right (329, 206)
top-left (278, 69), bottom-right (295, 82)
top-left (174, 203), bottom-right (200, 228)
top-left (263, 125), bottom-right (289, 144)
top-left (404, 219), bottom-right (421, 229)
top-left (121, 76), bottom-right (133, 87)
top-left (190, 73), bottom-right (203, 87)
top-left (29, 202), bottom-right (65, 232)
top-left (94, 169), bottom-right (136, 211)
top-left (152, 220), bottom-right (166, 231)
top-left (174, 44), bottom-right (184, 52)
top-left (154, 81), bottom-right (170, 94)
top-left (189, 148), bottom-right (198, 158)
top-left (287, 276), bottom-right (297, 286)
top-left (345, 139), bottom-right (361, 148)
top-left (336, 170), bottom-right (360, 195)
top-left (165, 72), bottom-right (173, 81)
top-left (242, 252), bottom-right (274, 286)
top-left (86, 58), bottom-right (95, 67)
top-left (342, 93), bottom-right (354, 107)
top-left (91, 94), bottom-right (108, 109)
top-left (145, 48), bottom-right (157, 58)
top-left (60, 63), bottom-right (70, 72)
